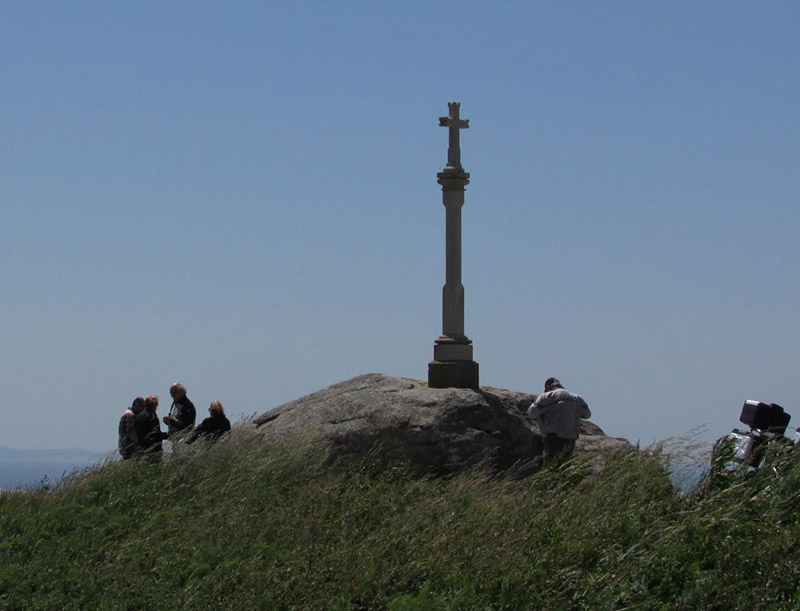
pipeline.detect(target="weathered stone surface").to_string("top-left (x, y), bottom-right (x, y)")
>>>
top-left (252, 373), bottom-right (633, 474)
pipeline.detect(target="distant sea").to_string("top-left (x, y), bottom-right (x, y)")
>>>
top-left (0, 447), bottom-right (109, 490)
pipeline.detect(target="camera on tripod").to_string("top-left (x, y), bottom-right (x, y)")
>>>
top-left (721, 400), bottom-right (794, 472)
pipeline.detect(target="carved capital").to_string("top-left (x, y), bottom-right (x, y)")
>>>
top-left (437, 170), bottom-right (470, 190)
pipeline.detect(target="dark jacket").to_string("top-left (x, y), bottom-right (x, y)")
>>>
top-left (135, 409), bottom-right (167, 452)
top-left (166, 398), bottom-right (196, 435)
top-left (118, 409), bottom-right (138, 459)
top-left (188, 414), bottom-right (231, 443)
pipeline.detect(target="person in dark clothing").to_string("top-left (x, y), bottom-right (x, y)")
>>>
top-left (162, 382), bottom-right (196, 436)
top-left (188, 400), bottom-right (231, 444)
top-left (135, 395), bottom-right (168, 456)
top-left (119, 397), bottom-right (146, 459)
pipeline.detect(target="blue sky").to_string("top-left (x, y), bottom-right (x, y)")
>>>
top-left (2, 1), bottom-right (799, 452)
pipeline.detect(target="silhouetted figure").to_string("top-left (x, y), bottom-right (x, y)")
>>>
top-left (188, 400), bottom-right (231, 444)
top-left (136, 394), bottom-right (168, 457)
top-left (162, 382), bottom-right (196, 437)
top-left (119, 397), bottom-right (146, 460)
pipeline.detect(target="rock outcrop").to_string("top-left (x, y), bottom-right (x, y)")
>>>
top-left (252, 373), bottom-right (632, 474)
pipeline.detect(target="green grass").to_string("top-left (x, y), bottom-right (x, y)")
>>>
top-left (2, 429), bottom-right (800, 610)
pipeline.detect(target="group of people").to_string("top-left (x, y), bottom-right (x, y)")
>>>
top-left (118, 377), bottom-right (589, 463)
top-left (118, 382), bottom-right (231, 460)
top-left (527, 376), bottom-right (591, 464)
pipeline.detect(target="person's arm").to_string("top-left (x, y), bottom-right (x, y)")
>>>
top-left (125, 414), bottom-right (138, 443)
top-left (162, 413), bottom-right (174, 427)
top-left (187, 418), bottom-right (212, 444)
top-left (526, 397), bottom-right (540, 419)
top-left (166, 404), bottom-right (192, 431)
top-left (146, 420), bottom-right (168, 444)
top-left (575, 395), bottom-right (591, 419)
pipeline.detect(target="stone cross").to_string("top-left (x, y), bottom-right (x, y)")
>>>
top-left (428, 102), bottom-right (479, 389)
top-left (439, 102), bottom-right (469, 171)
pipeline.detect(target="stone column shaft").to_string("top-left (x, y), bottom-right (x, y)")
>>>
top-left (442, 183), bottom-right (465, 338)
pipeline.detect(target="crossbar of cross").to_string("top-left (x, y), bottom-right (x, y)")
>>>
top-left (439, 102), bottom-right (469, 170)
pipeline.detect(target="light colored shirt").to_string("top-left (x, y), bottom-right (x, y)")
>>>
top-left (528, 388), bottom-right (591, 440)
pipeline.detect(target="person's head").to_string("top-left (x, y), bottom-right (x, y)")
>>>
top-left (209, 400), bottom-right (226, 418)
top-left (170, 382), bottom-right (187, 401)
top-left (131, 396), bottom-right (146, 414)
top-left (144, 395), bottom-right (159, 414)
top-left (544, 377), bottom-right (563, 392)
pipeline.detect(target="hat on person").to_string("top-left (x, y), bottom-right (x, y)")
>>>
top-left (544, 377), bottom-right (563, 392)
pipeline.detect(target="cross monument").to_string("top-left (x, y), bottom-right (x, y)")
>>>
top-left (428, 102), bottom-right (479, 389)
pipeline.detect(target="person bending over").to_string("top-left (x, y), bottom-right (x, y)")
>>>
top-left (528, 377), bottom-right (591, 464)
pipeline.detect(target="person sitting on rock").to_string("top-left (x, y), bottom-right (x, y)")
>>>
top-left (188, 400), bottom-right (231, 444)
top-left (528, 377), bottom-right (591, 464)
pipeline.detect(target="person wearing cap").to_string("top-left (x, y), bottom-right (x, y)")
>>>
top-left (162, 382), bottom-right (196, 437)
top-left (118, 397), bottom-right (146, 460)
top-left (528, 377), bottom-right (591, 464)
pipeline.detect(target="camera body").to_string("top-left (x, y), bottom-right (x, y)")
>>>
top-left (715, 401), bottom-right (794, 474)
top-left (739, 400), bottom-right (791, 435)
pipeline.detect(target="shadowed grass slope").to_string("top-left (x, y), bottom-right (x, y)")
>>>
top-left (1, 430), bottom-right (800, 609)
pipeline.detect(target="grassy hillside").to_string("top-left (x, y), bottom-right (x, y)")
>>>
top-left (1, 430), bottom-right (799, 610)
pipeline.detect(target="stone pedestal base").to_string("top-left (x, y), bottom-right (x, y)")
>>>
top-left (428, 359), bottom-right (479, 389)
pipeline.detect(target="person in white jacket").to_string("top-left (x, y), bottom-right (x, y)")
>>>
top-left (528, 377), bottom-right (591, 464)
